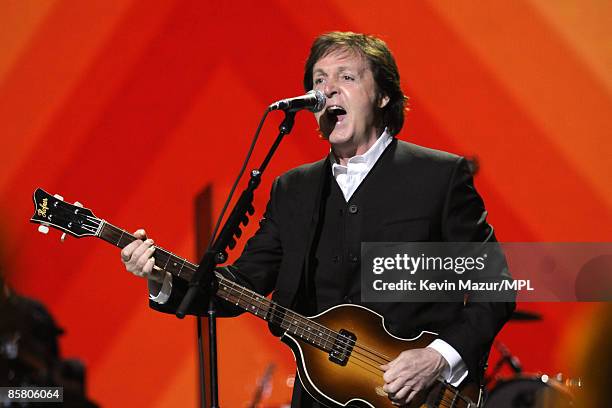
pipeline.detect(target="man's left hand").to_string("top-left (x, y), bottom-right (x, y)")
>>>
top-left (381, 348), bottom-right (449, 406)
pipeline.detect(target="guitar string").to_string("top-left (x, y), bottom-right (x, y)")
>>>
top-left (62, 218), bottom-right (468, 407)
top-left (215, 275), bottom-right (400, 364)
top-left (92, 221), bottom-right (364, 355)
top-left (188, 262), bottom-right (471, 406)
top-left (102, 223), bottom-right (452, 373)
top-left (232, 280), bottom-right (472, 408)
top-left (216, 283), bottom-right (387, 368)
top-left (213, 271), bottom-right (392, 367)
top-left (202, 258), bottom-right (465, 408)
top-left (214, 278), bottom-right (465, 399)
top-left (104, 223), bottom-right (443, 372)
top-left (95, 220), bottom-right (471, 406)
top-left (216, 279), bottom-right (473, 408)
top-left (216, 286), bottom-right (394, 378)
top-left (91, 219), bottom-right (401, 367)
top-left (94, 219), bottom-right (393, 364)
top-left (96, 221), bottom-right (471, 407)
top-left (215, 280), bottom-right (385, 362)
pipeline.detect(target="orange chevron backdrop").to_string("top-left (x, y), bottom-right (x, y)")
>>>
top-left (1, 1), bottom-right (610, 406)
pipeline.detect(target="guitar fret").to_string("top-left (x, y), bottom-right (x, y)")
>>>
top-left (278, 311), bottom-right (334, 351)
top-left (177, 259), bottom-right (186, 277)
top-left (117, 230), bottom-right (125, 246)
top-left (236, 286), bottom-right (244, 306)
top-left (94, 219), bottom-right (105, 236)
top-left (231, 285), bottom-right (242, 306)
top-left (248, 292), bottom-right (262, 317)
top-left (251, 293), bottom-right (260, 316)
top-left (162, 249), bottom-right (171, 270)
top-left (103, 225), bottom-right (122, 246)
top-left (180, 263), bottom-right (196, 281)
top-left (216, 279), bottom-right (271, 320)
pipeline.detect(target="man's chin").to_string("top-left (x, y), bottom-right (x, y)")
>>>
top-left (329, 137), bottom-right (358, 158)
top-left (327, 129), bottom-right (352, 145)
top-left (328, 137), bottom-right (350, 149)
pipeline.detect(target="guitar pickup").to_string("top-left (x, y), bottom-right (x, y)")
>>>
top-left (329, 329), bottom-right (356, 366)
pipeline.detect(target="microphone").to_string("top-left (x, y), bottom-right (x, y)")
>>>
top-left (268, 90), bottom-right (326, 113)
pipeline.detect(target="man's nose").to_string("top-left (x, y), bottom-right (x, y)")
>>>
top-left (324, 78), bottom-right (338, 98)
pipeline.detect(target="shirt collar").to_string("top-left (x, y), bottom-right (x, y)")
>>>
top-left (331, 129), bottom-right (393, 176)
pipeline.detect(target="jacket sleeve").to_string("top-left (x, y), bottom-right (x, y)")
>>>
top-left (149, 177), bottom-right (284, 317)
top-left (436, 157), bottom-right (516, 381)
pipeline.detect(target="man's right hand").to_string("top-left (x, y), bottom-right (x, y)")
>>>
top-left (121, 229), bottom-right (165, 284)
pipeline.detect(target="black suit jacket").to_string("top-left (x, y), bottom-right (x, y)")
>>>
top-left (152, 138), bottom-right (515, 381)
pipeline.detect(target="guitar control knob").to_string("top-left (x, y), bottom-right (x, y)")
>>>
top-left (38, 225), bottom-right (49, 234)
top-left (60, 233), bottom-right (67, 242)
top-left (54, 194), bottom-right (64, 200)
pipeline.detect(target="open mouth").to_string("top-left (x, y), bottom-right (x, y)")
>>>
top-left (326, 105), bottom-right (347, 122)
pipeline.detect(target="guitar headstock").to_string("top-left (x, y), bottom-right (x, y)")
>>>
top-left (31, 188), bottom-right (101, 240)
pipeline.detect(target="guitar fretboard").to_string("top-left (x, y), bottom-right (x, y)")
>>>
top-left (100, 222), bottom-right (195, 280)
top-left (98, 221), bottom-right (342, 352)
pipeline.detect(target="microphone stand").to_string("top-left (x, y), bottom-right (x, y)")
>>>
top-left (176, 110), bottom-right (296, 408)
top-left (484, 341), bottom-right (522, 386)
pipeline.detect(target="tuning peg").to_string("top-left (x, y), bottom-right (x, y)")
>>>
top-left (54, 194), bottom-right (64, 200)
top-left (38, 225), bottom-right (49, 234)
top-left (60, 233), bottom-right (67, 242)
top-left (74, 201), bottom-right (83, 207)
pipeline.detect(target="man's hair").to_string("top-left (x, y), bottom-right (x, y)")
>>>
top-left (303, 31), bottom-right (408, 136)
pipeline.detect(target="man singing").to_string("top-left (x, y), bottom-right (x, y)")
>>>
top-left (121, 32), bottom-right (514, 407)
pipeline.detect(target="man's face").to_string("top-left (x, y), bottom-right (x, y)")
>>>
top-left (312, 49), bottom-right (388, 154)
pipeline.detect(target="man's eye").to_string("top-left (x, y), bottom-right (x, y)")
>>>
top-left (314, 78), bottom-right (324, 84)
top-left (343, 75), bottom-right (354, 81)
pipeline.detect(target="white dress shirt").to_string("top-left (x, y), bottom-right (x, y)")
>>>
top-left (331, 129), bottom-right (393, 201)
top-left (150, 129), bottom-right (468, 385)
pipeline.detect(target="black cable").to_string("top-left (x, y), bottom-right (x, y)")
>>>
top-left (206, 109), bottom-right (270, 249)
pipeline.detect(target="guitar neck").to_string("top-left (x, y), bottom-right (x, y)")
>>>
top-left (99, 222), bottom-right (199, 281)
top-left (98, 221), bottom-right (338, 352)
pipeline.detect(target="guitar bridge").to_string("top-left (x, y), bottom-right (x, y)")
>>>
top-left (329, 329), bottom-right (356, 366)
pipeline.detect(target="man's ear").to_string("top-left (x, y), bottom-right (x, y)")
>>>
top-left (378, 94), bottom-right (390, 108)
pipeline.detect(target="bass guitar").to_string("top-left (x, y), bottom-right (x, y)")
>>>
top-left (30, 188), bottom-right (482, 408)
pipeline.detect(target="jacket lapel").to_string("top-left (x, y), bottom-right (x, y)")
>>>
top-left (286, 157), bottom-right (330, 308)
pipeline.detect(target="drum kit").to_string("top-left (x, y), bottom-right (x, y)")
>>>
top-left (483, 310), bottom-right (582, 407)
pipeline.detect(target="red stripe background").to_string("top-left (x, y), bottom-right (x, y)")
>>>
top-left (1, 1), bottom-right (609, 406)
